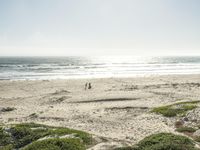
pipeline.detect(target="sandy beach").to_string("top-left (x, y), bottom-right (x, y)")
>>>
top-left (1, 74), bottom-right (200, 148)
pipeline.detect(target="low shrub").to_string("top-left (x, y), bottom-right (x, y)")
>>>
top-left (115, 147), bottom-right (134, 150)
top-left (0, 127), bottom-right (13, 147)
top-left (23, 138), bottom-right (85, 150)
top-left (176, 127), bottom-right (197, 133)
top-left (0, 144), bottom-right (13, 150)
top-left (115, 133), bottom-right (198, 150)
top-left (134, 133), bottom-right (196, 150)
top-left (0, 123), bottom-right (92, 149)
top-left (194, 136), bottom-right (200, 142)
top-left (152, 101), bottom-right (199, 117)
top-left (10, 125), bottom-right (48, 148)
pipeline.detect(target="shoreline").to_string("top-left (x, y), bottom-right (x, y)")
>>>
top-left (2, 73), bottom-right (200, 81)
top-left (1, 74), bottom-right (200, 146)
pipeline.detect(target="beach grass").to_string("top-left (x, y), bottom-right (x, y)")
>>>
top-left (115, 133), bottom-right (198, 150)
top-left (0, 127), bottom-right (12, 147)
top-left (0, 123), bottom-right (92, 150)
top-left (115, 147), bottom-right (134, 150)
top-left (23, 138), bottom-right (85, 150)
top-left (0, 144), bottom-right (13, 150)
top-left (176, 126), bottom-right (197, 133)
top-left (194, 136), bottom-right (200, 143)
top-left (151, 101), bottom-right (200, 117)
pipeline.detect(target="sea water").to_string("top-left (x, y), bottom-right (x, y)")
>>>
top-left (0, 56), bottom-right (200, 80)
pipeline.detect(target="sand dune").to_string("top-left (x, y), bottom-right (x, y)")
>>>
top-left (1, 74), bottom-right (200, 148)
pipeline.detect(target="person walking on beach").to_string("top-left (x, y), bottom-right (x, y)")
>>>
top-left (88, 83), bottom-right (92, 89)
top-left (85, 82), bottom-right (92, 90)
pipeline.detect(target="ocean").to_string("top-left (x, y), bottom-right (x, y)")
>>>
top-left (0, 56), bottom-right (200, 80)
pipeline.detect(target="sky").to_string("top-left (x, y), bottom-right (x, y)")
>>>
top-left (0, 0), bottom-right (200, 56)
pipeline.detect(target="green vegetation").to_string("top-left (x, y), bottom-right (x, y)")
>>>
top-left (141, 133), bottom-right (196, 149)
top-left (116, 133), bottom-right (198, 150)
top-left (0, 127), bottom-right (13, 147)
top-left (2, 123), bottom-right (200, 150)
top-left (14, 123), bottom-right (47, 128)
top-left (194, 136), bottom-right (200, 143)
top-left (9, 124), bottom-right (48, 148)
top-left (48, 127), bottom-right (92, 144)
top-left (115, 147), bottom-right (134, 150)
top-left (0, 123), bottom-right (92, 150)
top-left (23, 138), bottom-right (85, 150)
top-left (176, 127), bottom-right (197, 133)
top-left (151, 101), bottom-right (199, 117)
top-left (0, 144), bottom-right (13, 150)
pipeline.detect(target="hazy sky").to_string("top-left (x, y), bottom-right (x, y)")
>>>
top-left (0, 0), bottom-right (200, 56)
